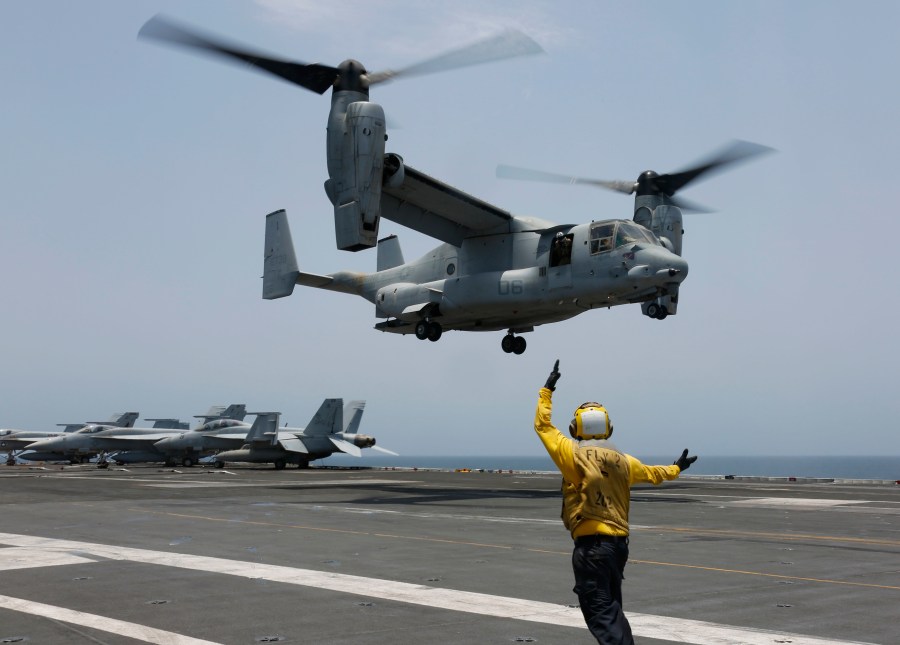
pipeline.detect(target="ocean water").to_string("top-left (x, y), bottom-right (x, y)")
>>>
top-left (318, 454), bottom-right (900, 480)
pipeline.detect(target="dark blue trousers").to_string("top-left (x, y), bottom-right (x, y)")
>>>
top-left (572, 536), bottom-right (634, 645)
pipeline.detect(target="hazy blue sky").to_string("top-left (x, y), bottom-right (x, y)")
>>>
top-left (2, 1), bottom-right (898, 457)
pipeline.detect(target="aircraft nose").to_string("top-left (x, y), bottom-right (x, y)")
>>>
top-left (26, 439), bottom-right (55, 451)
top-left (663, 254), bottom-right (689, 281)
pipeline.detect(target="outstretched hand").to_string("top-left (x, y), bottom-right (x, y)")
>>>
top-left (674, 449), bottom-right (698, 472)
top-left (545, 359), bottom-right (561, 391)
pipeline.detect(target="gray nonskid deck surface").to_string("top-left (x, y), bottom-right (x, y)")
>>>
top-left (0, 464), bottom-right (897, 644)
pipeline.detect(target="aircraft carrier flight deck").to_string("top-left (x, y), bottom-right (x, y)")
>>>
top-left (1, 464), bottom-right (897, 644)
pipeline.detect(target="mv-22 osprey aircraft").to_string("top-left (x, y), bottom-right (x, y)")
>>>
top-left (140, 17), bottom-right (770, 354)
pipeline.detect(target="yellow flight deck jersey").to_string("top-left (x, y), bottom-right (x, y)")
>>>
top-left (535, 388), bottom-right (682, 539)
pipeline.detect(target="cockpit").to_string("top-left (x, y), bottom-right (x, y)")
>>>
top-left (589, 220), bottom-right (659, 255)
top-left (75, 425), bottom-right (109, 434)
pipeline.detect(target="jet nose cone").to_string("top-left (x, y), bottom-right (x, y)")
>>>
top-left (25, 439), bottom-right (54, 451)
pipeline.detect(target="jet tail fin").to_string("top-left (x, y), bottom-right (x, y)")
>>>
top-left (263, 209), bottom-right (300, 299)
top-left (342, 400), bottom-right (366, 435)
top-left (88, 412), bottom-right (139, 428)
top-left (302, 399), bottom-right (343, 437)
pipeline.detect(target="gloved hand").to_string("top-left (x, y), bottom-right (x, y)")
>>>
top-left (545, 359), bottom-right (561, 391)
top-left (674, 449), bottom-right (697, 471)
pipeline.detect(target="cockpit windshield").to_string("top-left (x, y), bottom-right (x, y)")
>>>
top-left (589, 220), bottom-right (659, 254)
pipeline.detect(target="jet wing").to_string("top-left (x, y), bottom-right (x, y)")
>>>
top-left (278, 437), bottom-right (308, 454)
top-left (381, 160), bottom-right (514, 246)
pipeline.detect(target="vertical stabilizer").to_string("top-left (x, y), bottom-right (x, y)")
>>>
top-left (264, 210), bottom-right (300, 299)
top-left (342, 400), bottom-right (366, 435)
top-left (301, 399), bottom-right (343, 437)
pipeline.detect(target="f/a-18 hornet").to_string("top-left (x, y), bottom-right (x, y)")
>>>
top-left (140, 16), bottom-right (770, 354)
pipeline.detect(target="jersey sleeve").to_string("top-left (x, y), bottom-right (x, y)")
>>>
top-left (626, 454), bottom-right (682, 486)
top-left (534, 388), bottom-right (580, 483)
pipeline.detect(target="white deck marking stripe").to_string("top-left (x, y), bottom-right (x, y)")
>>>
top-left (0, 532), bottom-right (875, 645)
top-left (0, 594), bottom-right (222, 645)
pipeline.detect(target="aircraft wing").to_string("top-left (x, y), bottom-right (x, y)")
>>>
top-left (381, 160), bottom-right (515, 246)
top-left (278, 437), bottom-right (309, 454)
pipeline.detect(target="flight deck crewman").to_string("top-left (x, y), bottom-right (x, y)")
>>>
top-left (535, 360), bottom-right (698, 645)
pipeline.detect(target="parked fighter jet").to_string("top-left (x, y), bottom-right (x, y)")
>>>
top-left (25, 405), bottom-right (245, 468)
top-left (212, 399), bottom-right (395, 469)
top-left (111, 405), bottom-right (247, 466)
top-left (3, 413), bottom-right (138, 465)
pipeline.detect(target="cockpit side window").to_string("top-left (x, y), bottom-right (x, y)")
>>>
top-left (589, 223), bottom-right (615, 255)
top-left (615, 221), bottom-right (659, 248)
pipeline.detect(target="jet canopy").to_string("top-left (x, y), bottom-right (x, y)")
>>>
top-left (589, 220), bottom-right (660, 255)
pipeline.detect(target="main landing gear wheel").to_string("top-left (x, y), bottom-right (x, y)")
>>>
top-left (501, 334), bottom-right (527, 354)
top-left (182, 456), bottom-right (194, 468)
top-left (274, 459), bottom-right (286, 470)
top-left (415, 320), bottom-right (443, 342)
top-left (646, 303), bottom-right (669, 320)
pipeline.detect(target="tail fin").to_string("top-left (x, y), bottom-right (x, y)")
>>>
top-left (245, 412), bottom-right (281, 445)
top-left (342, 400), bottom-right (366, 435)
top-left (89, 412), bottom-right (139, 428)
top-left (301, 399), bottom-right (343, 437)
top-left (220, 404), bottom-right (247, 421)
top-left (377, 235), bottom-right (404, 271)
top-left (146, 418), bottom-right (189, 429)
top-left (264, 209), bottom-right (300, 299)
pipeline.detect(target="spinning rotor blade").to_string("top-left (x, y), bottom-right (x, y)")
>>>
top-left (647, 140), bottom-right (773, 197)
top-left (497, 140), bottom-right (772, 212)
top-left (139, 15), bottom-right (339, 94)
top-left (367, 30), bottom-right (544, 84)
top-left (496, 164), bottom-right (636, 194)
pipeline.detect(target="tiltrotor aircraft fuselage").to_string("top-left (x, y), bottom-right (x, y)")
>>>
top-left (140, 16), bottom-right (769, 354)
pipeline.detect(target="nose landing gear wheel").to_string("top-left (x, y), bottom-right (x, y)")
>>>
top-left (646, 303), bottom-right (669, 320)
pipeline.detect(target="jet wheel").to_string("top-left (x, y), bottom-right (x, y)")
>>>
top-left (415, 321), bottom-right (429, 340)
top-left (647, 303), bottom-right (660, 318)
top-left (182, 456), bottom-right (194, 468)
top-left (513, 336), bottom-right (527, 354)
top-left (501, 334), bottom-right (515, 353)
top-left (214, 461), bottom-right (225, 469)
top-left (427, 322), bottom-right (442, 342)
top-left (274, 459), bottom-right (286, 470)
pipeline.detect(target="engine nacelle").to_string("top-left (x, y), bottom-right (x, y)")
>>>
top-left (375, 282), bottom-right (438, 320)
top-left (325, 101), bottom-right (386, 251)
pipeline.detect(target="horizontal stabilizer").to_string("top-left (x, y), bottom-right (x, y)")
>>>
top-left (263, 210), bottom-right (300, 299)
top-left (329, 437), bottom-right (362, 457)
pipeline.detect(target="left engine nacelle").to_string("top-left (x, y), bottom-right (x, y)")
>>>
top-left (325, 101), bottom-right (386, 251)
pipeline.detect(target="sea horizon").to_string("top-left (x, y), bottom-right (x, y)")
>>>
top-left (317, 454), bottom-right (900, 480)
